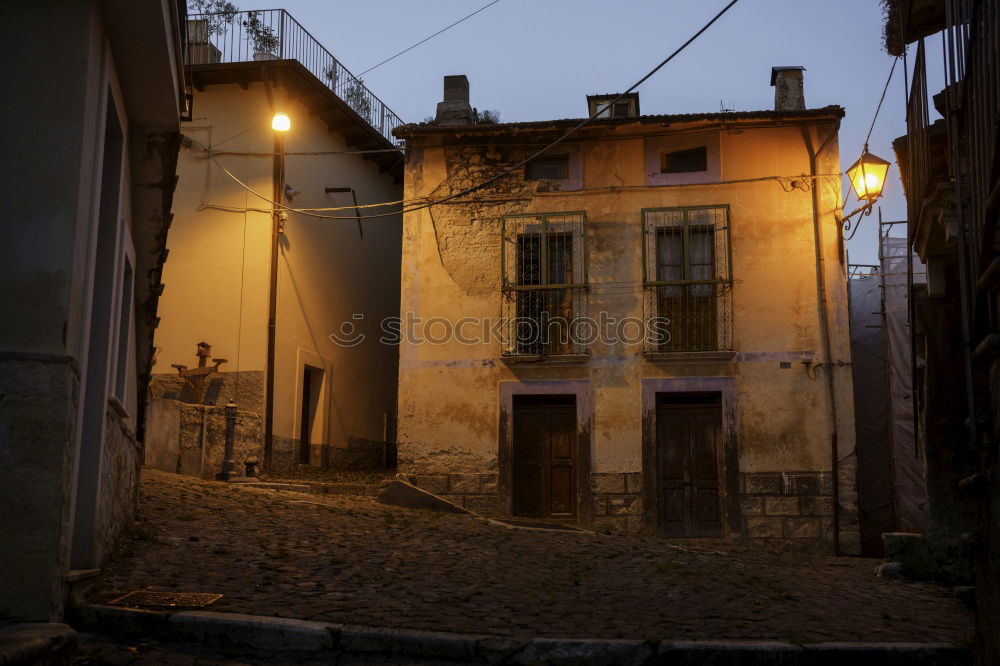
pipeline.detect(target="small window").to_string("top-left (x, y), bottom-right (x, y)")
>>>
top-left (595, 102), bottom-right (631, 118)
top-left (526, 155), bottom-right (569, 180)
top-left (611, 102), bottom-right (631, 118)
top-left (661, 146), bottom-right (708, 174)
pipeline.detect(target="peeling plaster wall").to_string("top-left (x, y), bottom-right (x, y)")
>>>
top-left (396, 120), bottom-right (859, 550)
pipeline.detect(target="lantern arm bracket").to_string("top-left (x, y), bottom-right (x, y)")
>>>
top-left (840, 199), bottom-right (875, 231)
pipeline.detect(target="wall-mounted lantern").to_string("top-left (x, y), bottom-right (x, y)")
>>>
top-left (846, 150), bottom-right (890, 202)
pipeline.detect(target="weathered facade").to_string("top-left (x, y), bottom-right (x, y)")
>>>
top-left (394, 73), bottom-right (861, 553)
top-left (0, 1), bottom-right (185, 621)
top-left (145, 10), bottom-right (402, 478)
top-left (885, 1), bottom-right (1000, 663)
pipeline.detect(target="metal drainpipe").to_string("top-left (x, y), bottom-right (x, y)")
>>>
top-left (802, 123), bottom-right (843, 555)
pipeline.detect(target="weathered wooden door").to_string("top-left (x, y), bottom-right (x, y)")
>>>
top-left (656, 394), bottom-right (723, 537)
top-left (512, 395), bottom-right (576, 518)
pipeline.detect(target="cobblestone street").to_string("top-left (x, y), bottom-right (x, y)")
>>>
top-left (88, 470), bottom-right (972, 644)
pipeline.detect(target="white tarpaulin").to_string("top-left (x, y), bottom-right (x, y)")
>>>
top-left (881, 235), bottom-right (928, 531)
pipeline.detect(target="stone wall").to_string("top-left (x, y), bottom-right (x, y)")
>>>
top-left (409, 473), bottom-right (499, 515)
top-left (591, 472), bottom-right (644, 534)
top-left (95, 406), bottom-right (142, 566)
top-left (146, 371), bottom-right (265, 479)
top-left (741, 472), bottom-right (835, 546)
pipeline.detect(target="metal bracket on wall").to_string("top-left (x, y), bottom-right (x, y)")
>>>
top-left (325, 187), bottom-right (363, 238)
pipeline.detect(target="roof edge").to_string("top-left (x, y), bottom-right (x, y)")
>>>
top-left (394, 105), bottom-right (845, 139)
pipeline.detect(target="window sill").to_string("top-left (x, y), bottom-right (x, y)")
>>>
top-left (642, 350), bottom-right (736, 363)
top-left (500, 353), bottom-right (590, 366)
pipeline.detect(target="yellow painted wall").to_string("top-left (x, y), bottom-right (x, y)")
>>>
top-left (396, 119), bottom-right (856, 487)
top-left (154, 81), bottom-right (401, 451)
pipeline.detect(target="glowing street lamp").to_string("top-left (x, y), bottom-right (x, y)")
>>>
top-left (271, 112), bottom-right (291, 131)
top-left (845, 150), bottom-right (890, 201)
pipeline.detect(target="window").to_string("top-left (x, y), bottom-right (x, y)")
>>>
top-left (526, 155), bottom-right (569, 180)
top-left (588, 93), bottom-right (639, 119)
top-left (661, 146), bottom-right (708, 173)
top-left (502, 213), bottom-right (587, 356)
top-left (642, 207), bottom-right (732, 352)
top-left (595, 101), bottom-right (632, 118)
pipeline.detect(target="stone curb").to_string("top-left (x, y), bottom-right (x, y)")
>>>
top-left (70, 604), bottom-right (972, 665)
top-left (230, 478), bottom-right (381, 497)
top-left (0, 623), bottom-right (77, 665)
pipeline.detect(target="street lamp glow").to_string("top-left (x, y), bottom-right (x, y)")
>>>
top-left (271, 112), bottom-right (290, 131)
top-left (846, 150), bottom-right (890, 201)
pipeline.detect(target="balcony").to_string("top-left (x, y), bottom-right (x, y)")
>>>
top-left (186, 9), bottom-right (403, 146)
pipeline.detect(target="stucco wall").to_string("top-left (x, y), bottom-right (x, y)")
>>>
top-left (0, 0), bottom-right (182, 620)
top-left (396, 119), bottom-right (858, 550)
top-left (153, 81), bottom-right (401, 470)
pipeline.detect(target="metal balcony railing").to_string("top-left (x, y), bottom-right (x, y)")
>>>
top-left (186, 9), bottom-right (404, 145)
top-left (942, 0), bottom-right (1000, 273)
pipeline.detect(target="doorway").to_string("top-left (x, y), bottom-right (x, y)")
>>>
top-left (655, 393), bottom-right (723, 537)
top-left (298, 365), bottom-right (323, 464)
top-left (512, 394), bottom-right (577, 519)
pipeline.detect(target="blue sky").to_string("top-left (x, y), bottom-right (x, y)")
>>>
top-left (281, 0), bottom-right (943, 265)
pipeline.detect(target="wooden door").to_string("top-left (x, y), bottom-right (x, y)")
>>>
top-left (655, 395), bottom-right (723, 537)
top-left (512, 395), bottom-right (576, 518)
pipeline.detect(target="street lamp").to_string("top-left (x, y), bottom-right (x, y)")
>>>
top-left (263, 112), bottom-right (288, 472)
top-left (842, 147), bottom-right (891, 229)
top-left (271, 112), bottom-right (291, 131)
top-left (846, 150), bottom-right (890, 201)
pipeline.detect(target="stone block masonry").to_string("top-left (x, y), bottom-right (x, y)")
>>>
top-left (591, 472), bottom-right (643, 534)
top-left (742, 472), bottom-right (835, 546)
top-left (409, 474), bottom-right (500, 516)
top-left (410, 469), bottom-right (833, 545)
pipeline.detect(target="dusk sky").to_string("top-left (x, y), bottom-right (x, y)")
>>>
top-left (284, 0), bottom-right (945, 265)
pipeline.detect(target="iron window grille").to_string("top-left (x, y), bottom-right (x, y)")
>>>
top-left (642, 206), bottom-right (733, 352)
top-left (502, 212), bottom-right (588, 356)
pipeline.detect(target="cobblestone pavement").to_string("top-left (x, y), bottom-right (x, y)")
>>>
top-left (89, 470), bottom-right (972, 644)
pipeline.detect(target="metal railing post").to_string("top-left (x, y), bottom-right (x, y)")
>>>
top-left (278, 9), bottom-right (285, 59)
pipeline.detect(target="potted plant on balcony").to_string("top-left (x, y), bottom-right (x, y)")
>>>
top-left (188, 0), bottom-right (238, 42)
top-left (243, 10), bottom-right (279, 60)
top-left (186, 0), bottom-right (237, 64)
top-left (343, 79), bottom-right (372, 124)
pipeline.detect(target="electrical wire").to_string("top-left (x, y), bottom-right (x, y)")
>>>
top-left (191, 0), bottom-right (741, 222)
top-left (359, 0), bottom-right (503, 77)
top-left (843, 56), bottom-right (900, 239)
top-left (864, 56), bottom-right (900, 148)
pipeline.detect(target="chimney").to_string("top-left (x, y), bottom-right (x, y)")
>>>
top-left (435, 75), bottom-right (473, 125)
top-left (770, 66), bottom-right (805, 111)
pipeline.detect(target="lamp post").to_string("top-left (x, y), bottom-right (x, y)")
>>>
top-left (263, 111), bottom-right (289, 473)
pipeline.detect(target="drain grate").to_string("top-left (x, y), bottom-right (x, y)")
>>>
top-left (108, 590), bottom-right (223, 609)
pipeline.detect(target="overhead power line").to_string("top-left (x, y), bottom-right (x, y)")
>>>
top-left (359, 0), bottom-right (503, 77)
top-left (206, 0), bottom-right (742, 221)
